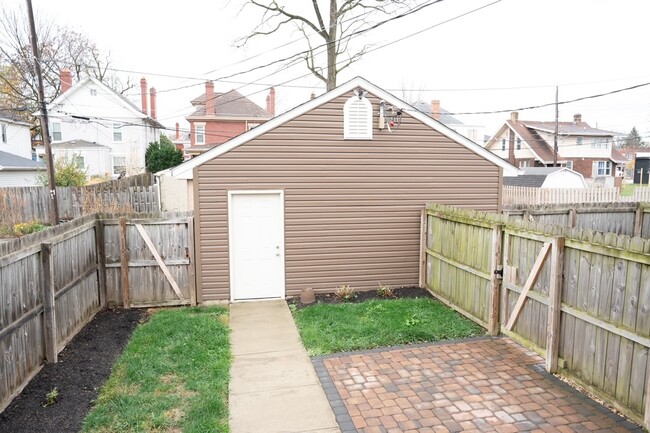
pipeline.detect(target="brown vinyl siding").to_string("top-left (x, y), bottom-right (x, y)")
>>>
top-left (195, 93), bottom-right (501, 301)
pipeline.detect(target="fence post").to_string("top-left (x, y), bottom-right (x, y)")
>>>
top-left (488, 224), bottom-right (504, 335)
top-left (40, 242), bottom-right (57, 363)
top-left (419, 209), bottom-right (428, 288)
top-left (546, 236), bottom-right (565, 373)
top-left (95, 219), bottom-right (107, 309)
top-left (187, 216), bottom-right (197, 306)
top-left (634, 204), bottom-right (643, 237)
top-left (568, 208), bottom-right (577, 228)
top-left (645, 360), bottom-right (650, 430)
top-left (119, 217), bottom-right (130, 309)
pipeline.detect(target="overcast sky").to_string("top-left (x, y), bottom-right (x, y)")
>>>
top-left (6, 0), bottom-right (650, 140)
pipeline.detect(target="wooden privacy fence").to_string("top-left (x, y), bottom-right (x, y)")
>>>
top-left (504, 202), bottom-right (650, 238)
top-left (0, 211), bottom-right (195, 411)
top-left (0, 173), bottom-right (159, 226)
top-left (422, 203), bottom-right (650, 428)
top-left (502, 186), bottom-right (650, 206)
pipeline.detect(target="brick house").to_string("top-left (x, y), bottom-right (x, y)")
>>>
top-left (186, 82), bottom-right (275, 155)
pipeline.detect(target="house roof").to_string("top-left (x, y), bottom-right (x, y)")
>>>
top-left (50, 139), bottom-right (110, 149)
top-left (163, 77), bottom-right (519, 180)
top-left (522, 121), bottom-right (618, 136)
top-left (503, 167), bottom-right (581, 188)
top-left (47, 76), bottom-right (164, 128)
top-left (506, 120), bottom-right (560, 164)
top-left (0, 150), bottom-right (44, 171)
top-left (0, 109), bottom-right (32, 127)
top-left (188, 89), bottom-right (272, 119)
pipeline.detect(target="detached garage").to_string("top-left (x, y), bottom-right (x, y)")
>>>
top-left (165, 77), bottom-right (518, 302)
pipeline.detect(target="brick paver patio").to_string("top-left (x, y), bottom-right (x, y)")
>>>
top-left (314, 337), bottom-right (643, 433)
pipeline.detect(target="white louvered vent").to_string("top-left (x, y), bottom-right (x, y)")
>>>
top-left (344, 95), bottom-right (372, 140)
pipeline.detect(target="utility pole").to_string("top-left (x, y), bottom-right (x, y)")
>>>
top-left (553, 86), bottom-right (559, 167)
top-left (26, 0), bottom-right (58, 225)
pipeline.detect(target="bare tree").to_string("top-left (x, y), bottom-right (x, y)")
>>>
top-left (0, 5), bottom-right (133, 121)
top-left (237, 0), bottom-right (417, 91)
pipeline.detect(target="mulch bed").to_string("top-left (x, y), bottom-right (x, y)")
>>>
top-left (0, 308), bottom-right (146, 433)
top-left (288, 286), bottom-right (433, 310)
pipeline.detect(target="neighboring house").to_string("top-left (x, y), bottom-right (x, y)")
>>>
top-left (0, 150), bottom-right (44, 187)
top-left (0, 109), bottom-right (34, 161)
top-left (171, 122), bottom-right (191, 158)
top-left (485, 112), bottom-right (626, 186)
top-left (158, 76), bottom-right (517, 303)
top-left (0, 110), bottom-right (44, 186)
top-left (634, 152), bottom-right (650, 184)
top-left (185, 82), bottom-right (275, 155)
top-left (35, 70), bottom-right (163, 179)
top-left (503, 167), bottom-right (587, 189)
top-left (413, 100), bottom-right (485, 145)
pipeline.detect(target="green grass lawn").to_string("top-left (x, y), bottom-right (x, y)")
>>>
top-left (82, 306), bottom-right (231, 433)
top-left (620, 182), bottom-right (647, 196)
top-left (292, 298), bottom-right (484, 356)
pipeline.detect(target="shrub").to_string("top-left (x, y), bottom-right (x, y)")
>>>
top-left (377, 283), bottom-right (395, 298)
top-left (13, 220), bottom-right (48, 236)
top-left (334, 285), bottom-right (357, 302)
top-left (145, 135), bottom-right (183, 173)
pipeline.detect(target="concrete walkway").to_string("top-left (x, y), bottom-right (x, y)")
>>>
top-left (229, 300), bottom-right (340, 433)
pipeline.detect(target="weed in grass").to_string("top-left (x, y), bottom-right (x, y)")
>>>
top-left (404, 314), bottom-right (421, 327)
top-left (334, 285), bottom-right (357, 302)
top-left (43, 387), bottom-right (59, 407)
top-left (376, 283), bottom-right (395, 298)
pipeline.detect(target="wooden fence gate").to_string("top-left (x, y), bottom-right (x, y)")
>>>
top-left (102, 213), bottom-right (196, 308)
top-left (422, 203), bottom-right (650, 428)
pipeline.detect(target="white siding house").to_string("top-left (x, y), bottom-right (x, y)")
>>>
top-left (0, 111), bottom-right (43, 186)
top-left (35, 73), bottom-right (163, 179)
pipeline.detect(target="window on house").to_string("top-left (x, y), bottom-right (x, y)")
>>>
top-left (51, 122), bottom-right (62, 141)
top-left (565, 161), bottom-right (573, 170)
top-left (576, 136), bottom-right (583, 146)
top-left (247, 123), bottom-right (260, 131)
top-left (113, 123), bottom-right (123, 142)
top-left (90, 88), bottom-right (97, 96)
top-left (112, 156), bottom-right (126, 176)
top-left (592, 137), bottom-right (609, 149)
top-left (596, 161), bottom-right (611, 176)
top-left (343, 94), bottom-right (372, 140)
top-left (501, 138), bottom-right (506, 151)
top-left (519, 160), bottom-right (529, 168)
top-left (195, 124), bottom-right (205, 144)
top-left (74, 155), bottom-right (85, 170)
top-left (1, 124), bottom-right (6, 143)
top-left (516, 138), bottom-right (521, 150)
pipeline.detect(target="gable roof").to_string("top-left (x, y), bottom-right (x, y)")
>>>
top-left (51, 139), bottom-right (110, 149)
top-left (187, 89), bottom-right (272, 119)
top-left (0, 150), bottom-right (44, 171)
top-left (164, 77), bottom-right (519, 180)
top-left (47, 76), bottom-right (164, 128)
top-left (522, 121), bottom-right (617, 137)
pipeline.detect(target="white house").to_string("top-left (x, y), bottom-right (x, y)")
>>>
top-left (413, 100), bottom-right (485, 145)
top-left (35, 70), bottom-right (164, 179)
top-left (0, 110), bottom-right (44, 186)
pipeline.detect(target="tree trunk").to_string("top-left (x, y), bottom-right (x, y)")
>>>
top-left (327, 0), bottom-right (338, 91)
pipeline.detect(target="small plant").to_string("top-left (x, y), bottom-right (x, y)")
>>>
top-left (377, 283), bottom-right (395, 298)
top-left (334, 285), bottom-right (357, 302)
top-left (43, 387), bottom-right (59, 407)
top-left (405, 314), bottom-right (421, 327)
top-left (13, 220), bottom-right (47, 237)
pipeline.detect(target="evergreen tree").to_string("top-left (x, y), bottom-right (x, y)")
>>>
top-left (145, 135), bottom-right (184, 173)
top-left (621, 126), bottom-right (647, 148)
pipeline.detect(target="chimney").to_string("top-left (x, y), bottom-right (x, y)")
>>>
top-left (149, 87), bottom-right (157, 120)
top-left (175, 122), bottom-right (180, 140)
top-left (205, 81), bottom-right (215, 116)
top-left (430, 100), bottom-right (440, 121)
top-left (60, 69), bottom-right (73, 93)
top-left (266, 87), bottom-right (276, 116)
top-left (510, 111), bottom-right (519, 122)
top-left (574, 113), bottom-right (582, 123)
top-left (140, 78), bottom-right (148, 115)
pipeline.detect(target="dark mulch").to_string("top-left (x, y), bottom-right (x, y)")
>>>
top-left (287, 286), bottom-right (433, 310)
top-left (0, 308), bottom-right (146, 433)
